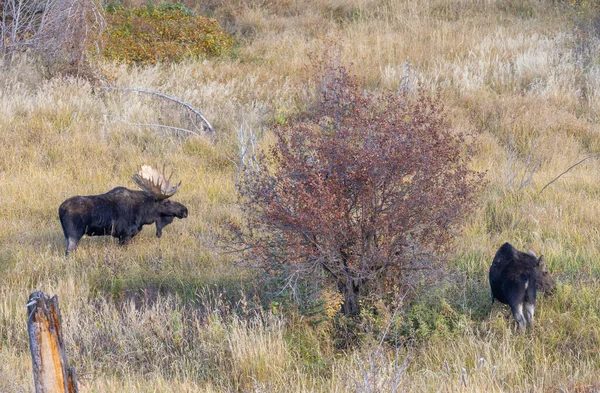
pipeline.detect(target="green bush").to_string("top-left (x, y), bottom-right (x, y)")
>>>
top-left (400, 296), bottom-right (462, 341)
top-left (103, 4), bottom-right (233, 65)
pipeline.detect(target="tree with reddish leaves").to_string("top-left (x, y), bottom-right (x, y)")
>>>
top-left (238, 63), bottom-right (482, 316)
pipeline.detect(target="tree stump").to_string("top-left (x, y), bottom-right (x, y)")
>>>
top-left (27, 291), bottom-right (78, 393)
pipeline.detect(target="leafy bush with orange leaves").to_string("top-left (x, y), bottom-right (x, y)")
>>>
top-left (103, 4), bottom-right (233, 65)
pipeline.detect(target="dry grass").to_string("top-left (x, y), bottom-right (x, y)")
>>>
top-left (2, 0), bottom-right (600, 391)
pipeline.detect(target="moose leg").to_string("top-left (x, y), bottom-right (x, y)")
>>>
top-left (524, 302), bottom-right (535, 328)
top-left (64, 228), bottom-right (84, 256)
top-left (60, 216), bottom-right (83, 256)
top-left (523, 278), bottom-right (536, 329)
top-left (65, 237), bottom-right (79, 256)
top-left (118, 235), bottom-right (132, 246)
top-left (510, 303), bottom-right (526, 331)
top-left (118, 228), bottom-right (133, 245)
top-left (155, 216), bottom-right (174, 238)
top-left (117, 226), bottom-right (140, 246)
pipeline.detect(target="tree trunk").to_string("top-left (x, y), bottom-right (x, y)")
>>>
top-left (336, 247), bottom-right (362, 315)
top-left (339, 279), bottom-right (361, 316)
top-left (27, 290), bottom-right (78, 393)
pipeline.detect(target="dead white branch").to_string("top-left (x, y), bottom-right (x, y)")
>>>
top-left (101, 86), bottom-right (214, 135)
top-left (233, 115), bottom-right (258, 187)
top-left (119, 120), bottom-right (204, 138)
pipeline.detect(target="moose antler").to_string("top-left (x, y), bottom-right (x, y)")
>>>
top-left (132, 165), bottom-right (181, 199)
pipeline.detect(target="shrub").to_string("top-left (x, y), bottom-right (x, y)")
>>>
top-left (1, 0), bottom-right (105, 76)
top-left (237, 61), bottom-right (483, 318)
top-left (103, 4), bottom-right (233, 65)
top-left (569, 0), bottom-right (600, 63)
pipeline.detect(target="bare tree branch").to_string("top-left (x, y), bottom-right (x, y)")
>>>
top-left (231, 115), bottom-right (259, 187)
top-left (1, 0), bottom-right (105, 74)
top-left (101, 86), bottom-right (214, 135)
top-left (119, 120), bottom-right (203, 138)
top-left (540, 153), bottom-right (600, 194)
top-left (504, 117), bottom-right (559, 191)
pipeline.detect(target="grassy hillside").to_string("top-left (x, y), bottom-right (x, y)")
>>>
top-left (1, 0), bottom-right (600, 391)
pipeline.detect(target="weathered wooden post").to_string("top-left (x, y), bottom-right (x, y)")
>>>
top-left (27, 290), bottom-right (78, 393)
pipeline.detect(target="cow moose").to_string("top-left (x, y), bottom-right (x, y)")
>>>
top-left (489, 242), bottom-right (556, 330)
top-left (59, 165), bottom-right (188, 256)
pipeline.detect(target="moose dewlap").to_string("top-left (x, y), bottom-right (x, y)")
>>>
top-left (489, 242), bottom-right (556, 330)
top-left (58, 165), bottom-right (188, 256)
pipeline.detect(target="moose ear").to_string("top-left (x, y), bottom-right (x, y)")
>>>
top-left (537, 255), bottom-right (544, 266)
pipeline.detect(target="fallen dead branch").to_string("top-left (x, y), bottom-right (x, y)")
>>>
top-left (101, 86), bottom-right (214, 136)
top-left (540, 153), bottom-right (599, 194)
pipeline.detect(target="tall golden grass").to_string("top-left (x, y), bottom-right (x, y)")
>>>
top-left (1, 0), bottom-right (600, 391)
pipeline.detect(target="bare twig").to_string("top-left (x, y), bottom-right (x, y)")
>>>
top-left (516, 136), bottom-right (542, 191)
top-left (505, 117), bottom-right (560, 191)
top-left (119, 120), bottom-right (203, 138)
top-left (350, 297), bottom-right (411, 393)
top-left (398, 59), bottom-right (413, 101)
top-left (539, 153), bottom-right (600, 194)
top-left (505, 133), bottom-right (541, 191)
top-left (1, 0), bottom-right (105, 74)
top-left (231, 115), bottom-right (259, 187)
top-left (101, 86), bottom-right (214, 135)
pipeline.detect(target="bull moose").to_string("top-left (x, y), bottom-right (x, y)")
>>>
top-left (59, 165), bottom-right (188, 255)
top-left (489, 242), bottom-right (556, 330)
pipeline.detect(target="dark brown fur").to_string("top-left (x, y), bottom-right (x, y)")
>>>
top-left (489, 242), bottom-right (555, 330)
top-left (59, 187), bottom-right (188, 255)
